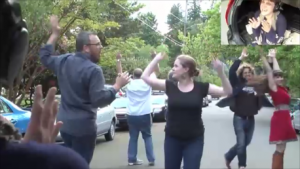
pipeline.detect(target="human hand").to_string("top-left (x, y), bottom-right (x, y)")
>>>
top-left (23, 85), bottom-right (63, 144)
top-left (268, 49), bottom-right (276, 58)
top-left (248, 17), bottom-right (261, 29)
top-left (154, 52), bottom-right (165, 61)
top-left (240, 47), bottom-right (249, 59)
top-left (115, 72), bottom-right (131, 89)
top-left (261, 20), bottom-right (271, 33)
top-left (151, 51), bottom-right (156, 59)
top-left (50, 15), bottom-right (61, 36)
top-left (212, 59), bottom-right (224, 74)
top-left (116, 52), bottom-right (122, 60)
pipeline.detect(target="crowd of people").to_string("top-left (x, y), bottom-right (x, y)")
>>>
top-left (0, 2), bottom-right (298, 169)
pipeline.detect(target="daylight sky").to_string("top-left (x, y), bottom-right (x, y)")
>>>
top-left (132, 0), bottom-right (214, 34)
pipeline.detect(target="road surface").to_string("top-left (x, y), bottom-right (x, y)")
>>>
top-left (90, 100), bottom-right (300, 169)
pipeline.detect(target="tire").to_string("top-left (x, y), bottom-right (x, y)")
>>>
top-left (105, 120), bottom-right (115, 141)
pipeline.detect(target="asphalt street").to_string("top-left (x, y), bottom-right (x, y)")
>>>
top-left (90, 100), bottom-right (300, 169)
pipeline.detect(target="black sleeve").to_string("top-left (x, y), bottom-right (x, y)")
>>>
top-left (229, 59), bottom-right (242, 88)
top-left (89, 67), bottom-right (117, 108)
top-left (165, 80), bottom-right (174, 97)
top-left (199, 82), bottom-right (209, 98)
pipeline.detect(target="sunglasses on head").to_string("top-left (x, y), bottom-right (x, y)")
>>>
top-left (273, 72), bottom-right (283, 78)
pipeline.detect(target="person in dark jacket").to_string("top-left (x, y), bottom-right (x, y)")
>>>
top-left (249, 0), bottom-right (287, 45)
top-left (218, 48), bottom-right (271, 169)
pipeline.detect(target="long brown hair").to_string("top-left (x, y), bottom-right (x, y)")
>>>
top-left (247, 75), bottom-right (270, 95)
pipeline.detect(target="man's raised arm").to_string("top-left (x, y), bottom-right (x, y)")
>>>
top-left (39, 15), bottom-right (66, 74)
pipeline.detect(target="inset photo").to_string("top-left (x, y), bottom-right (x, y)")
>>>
top-left (221, 0), bottom-right (300, 45)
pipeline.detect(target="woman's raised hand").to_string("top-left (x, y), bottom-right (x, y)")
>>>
top-left (268, 49), bottom-right (276, 58)
top-left (212, 59), bottom-right (224, 73)
top-left (249, 17), bottom-right (261, 29)
top-left (154, 52), bottom-right (165, 61)
top-left (241, 47), bottom-right (249, 58)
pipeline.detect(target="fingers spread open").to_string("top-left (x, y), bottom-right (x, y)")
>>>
top-left (51, 121), bottom-right (63, 143)
top-left (31, 85), bottom-right (43, 126)
top-left (48, 100), bottom-right (58, 130)
top-left (42, 87), bottom-right (57, 128)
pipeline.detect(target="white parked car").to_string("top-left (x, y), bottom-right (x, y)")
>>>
top-left (292, 109), bottom-right (300, 134)
top-left (207, 95), bottom-right (212, 103)
top-left (55, 95), bottom-right (117, 142)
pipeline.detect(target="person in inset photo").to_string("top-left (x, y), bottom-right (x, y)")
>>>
top-left (248, 0), bottom-right (287, 45)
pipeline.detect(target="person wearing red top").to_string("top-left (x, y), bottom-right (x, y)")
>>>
top-left (258, 49), bottom-right (298, 169)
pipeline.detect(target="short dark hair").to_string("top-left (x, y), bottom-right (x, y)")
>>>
top-left (133, 68), bottom-right (143, 79)
top-left (75, 31), bottom-right (95, 52)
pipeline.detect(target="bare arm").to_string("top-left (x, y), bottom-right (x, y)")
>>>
top-left (116, 53), bottom-right (122, 74)
top-left (116, 59), bottom-right (122, 74)
top-left (271, 55), bottom-right (281, 71)
top-left (141, 54), bottom-right (165, 91)
top-left (261, 54), bottom-right (277, 92)
top-left (208, 67), bottom-right (233, 97)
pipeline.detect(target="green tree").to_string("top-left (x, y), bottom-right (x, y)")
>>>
top-left (137, 12), bottom-right (163, 47)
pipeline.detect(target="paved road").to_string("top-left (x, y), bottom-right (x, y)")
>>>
top-left (90, 101), bottom-right (300, 169)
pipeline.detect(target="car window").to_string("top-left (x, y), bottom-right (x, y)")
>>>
top-left (152, 96), bottom-right (165, 105)
top-left (0, 100), bottom-right (12, 113)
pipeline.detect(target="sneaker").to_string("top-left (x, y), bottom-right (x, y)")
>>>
top-left (128, 159), bottom-right (143, 166)
top-left (239, 167), bottom-right (246, 169)
top-left (148, 162), bottom-right (155, 166)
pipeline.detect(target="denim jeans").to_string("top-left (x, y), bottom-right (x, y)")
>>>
top-left (127, 114), bottom-right (155, 163)
top-left (164, 134), bottom-right (204, 169)
top-left (60, 131), bottom-right (97, 164)
top-left (225, 114), bottom-right (255, 167)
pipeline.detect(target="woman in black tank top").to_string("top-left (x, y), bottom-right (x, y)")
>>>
top-left (141, 53), bottom-right (233, 169)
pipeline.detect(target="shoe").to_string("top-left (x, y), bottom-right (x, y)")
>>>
top-left (224, 155), bottom-right (231, 169)
top-left (128, 159), bottom-right (143, 166)
top-left (272, 151), bottom-right (284, 169)
top-left (239, 167), bottom-right (246, 169)
top-left (148, 162), bottom-right (155, 166)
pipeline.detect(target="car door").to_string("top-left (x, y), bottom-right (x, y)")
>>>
top-left (100, 105), bottom-right (113, 132)
top-left (0, 99), bottom-right (25, 133)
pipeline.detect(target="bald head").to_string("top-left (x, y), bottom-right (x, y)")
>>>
top-left (133, 68), bottom-right (143, 79)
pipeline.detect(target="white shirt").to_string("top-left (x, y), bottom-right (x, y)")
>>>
top-left (126, 74), bottom-right (155, 116)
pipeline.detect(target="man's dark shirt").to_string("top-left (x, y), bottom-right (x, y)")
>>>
top-left (39, 45), bottom-right (117, 136)
top-left (0, 140), bottom-right (89, 169)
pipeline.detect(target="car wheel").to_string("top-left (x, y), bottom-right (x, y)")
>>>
top-left (105, 120), bottom-right (115, 141)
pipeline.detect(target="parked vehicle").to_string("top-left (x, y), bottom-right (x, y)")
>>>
top-left (207, 95), bottom-right (212, 103)
top-left (0, 96), bottom-right (31, 135)
top-left (290, 98), bottom-right (300, 113)
top-left (151, 95), bottom-right (167, 122)
top-left (203, 96), bottom-right (209, 107)
top-left (211, 95), bottom-right (220, 100)
top-left (152, 90), bottom-right (165, 95)
top-left (105, 84), bottom-right (126, 98)
top-left (292, 108), bottom-right (300, 134)
top-left (225, 0), bottom-right (300, 45)
top-left (111, 97), bottom-right (128, 128)
top-left (45, 95), bottom-right (117, 142)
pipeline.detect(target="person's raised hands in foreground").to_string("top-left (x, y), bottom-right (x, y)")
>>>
top-left (23, 85), bottom-right (63, 143)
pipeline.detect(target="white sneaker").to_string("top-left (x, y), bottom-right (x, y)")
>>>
top-left (128, 159), bottom-right (143, 166)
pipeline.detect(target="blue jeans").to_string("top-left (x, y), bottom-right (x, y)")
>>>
top-left (60, 131), bottom-right (97, 164)
top-left (164, 134), bottom-right (204, 169)
top-left (225, 114), bottom-right (255, 167)
top-left (127, 114), bottom-right (155, 163)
